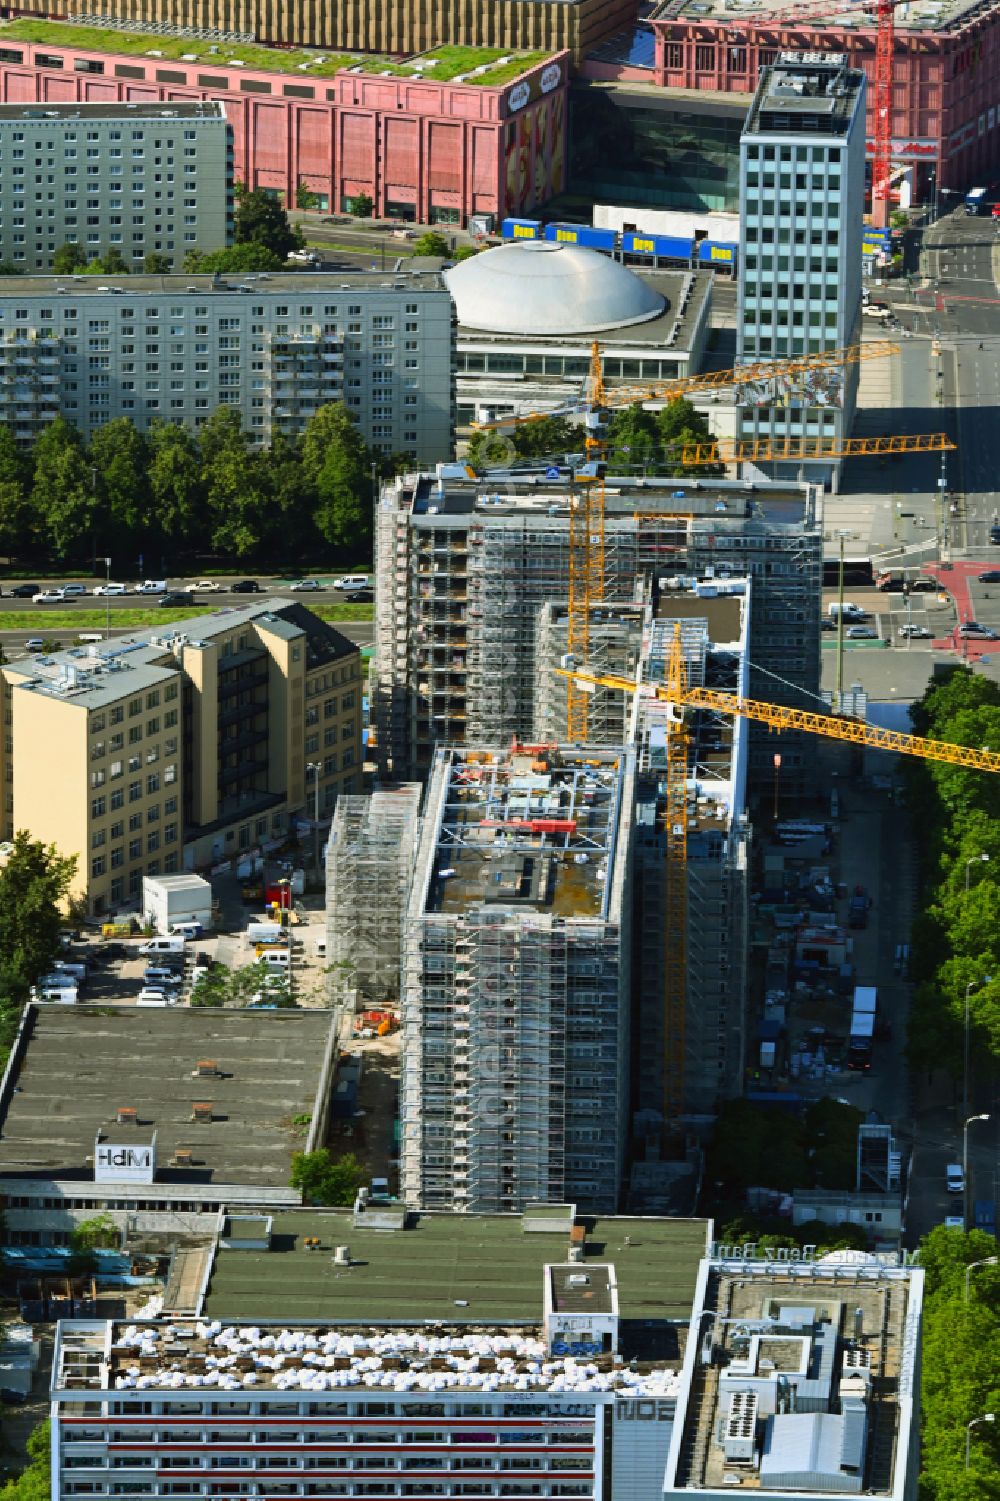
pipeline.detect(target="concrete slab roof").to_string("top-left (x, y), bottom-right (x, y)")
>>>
top-left (0, 1006), bottom-right (335, 1187)
top-left (204, 1209), bottom-right (710, 1323)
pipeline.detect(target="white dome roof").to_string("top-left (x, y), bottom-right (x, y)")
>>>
top-left (445, 240), bottom-right (665, 336)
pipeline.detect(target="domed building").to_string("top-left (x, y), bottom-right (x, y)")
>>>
top-left (442, 238), bottom-right (712, 428)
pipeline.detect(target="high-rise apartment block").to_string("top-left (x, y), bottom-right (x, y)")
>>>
top-left (0, 599), bottom-right (361, 916)
top-left (0, 271), bottom-right (454, 455)
top-left (374, 469), bottom-right (822, 790)
top-left (0, 101), bottom-right (232, 273)
top-left (736, 52), bottom-right (865, 491)
top-left (400, 743), bottom-right (635, 1214)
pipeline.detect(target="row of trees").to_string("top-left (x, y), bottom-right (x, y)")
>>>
top-left (465, 399), bottom-right (723, 478)
top-left (904, 669), bottom-right (1000, 1077)
top-left (0, 403), bottom-right (389, 566)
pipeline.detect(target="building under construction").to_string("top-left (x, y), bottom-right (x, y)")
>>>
top-left (373, 466), bottom-right (822, 790)
top-left (325, 785), bottom-right (422, 1007)
top-left (400, 743), bottom-right (635, 1214)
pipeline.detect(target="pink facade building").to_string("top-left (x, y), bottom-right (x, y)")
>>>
top-left (0, 33), bottom-right (568, 223)
top-left (648, 2), bottom-right (1000, 195)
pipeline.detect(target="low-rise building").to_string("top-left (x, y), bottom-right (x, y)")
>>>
top-left (0, 270), bottom-right (454, 457)
top-left (0, 598), bottom-right (361, 915)
top-left (0, 100), bottom-right (232, 272)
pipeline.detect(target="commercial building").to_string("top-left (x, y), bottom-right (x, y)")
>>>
top-left (401, 743), bottom-right (635, 1214)
top-left (0, 1004), bottom-right (339, 1244)
top-left (736, 52), bottom-right (865, 492)
top-left (648, 0), bottom-right (1000, 198)
top-left (0, 270), bottom-right (453, 455)
top-left (374, 467), bottom-right (822, 791)
top-left (50, 1208), bottom-right (710, 1501)
top-left (0, 99), bottom-right (231, 272)
top-left (0, 24), bottom-right (570, 226)
top-left (662, 1251), bottom-right (923, 1500)
top-left (0, 597), bottom-right (361, 915)
top-left (7, 0), bottom-right (625, 62)
top-left (444, 238), bottom-right (711, 426)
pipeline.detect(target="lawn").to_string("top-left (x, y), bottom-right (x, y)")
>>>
top-left (0, 603), bottom-right (373, 632)
top-left (0, 19), bottom-right (547, 84)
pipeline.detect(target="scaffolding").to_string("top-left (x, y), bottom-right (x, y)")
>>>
top-left (533, 601), bottom-right (644, 747)
top-left (399, 744), bottom-right (634, 1215)
top-left (325, 784), bottom-right (422, 1008)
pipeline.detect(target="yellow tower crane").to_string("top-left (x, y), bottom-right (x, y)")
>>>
top-left (558, 636), bottom-right (1000, 1127)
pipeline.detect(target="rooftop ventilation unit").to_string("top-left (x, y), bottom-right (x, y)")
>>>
top-left (191, 1101), bottom-right (214, 1123)
top-left (116, 1106), bottom-right (138, 1127)
top-left (170, 1147), bottom-right (194, 1167)
top-left (723, 1391), bottom-right (758, 1463)
top-left (194, 1058), bottom-right (219, 1077)
top-left (333, 1245), bottom-right (351, 1266)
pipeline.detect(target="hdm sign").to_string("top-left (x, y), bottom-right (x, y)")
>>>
top-left (94, 1134), bottom-right (157, 1184)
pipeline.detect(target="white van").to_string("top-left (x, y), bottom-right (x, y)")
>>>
top-left (31, 984), bottom-right (77, 1004)
top-left (52, 961), bottom-right (88, 983)
top-left (141, 936), bottom-right (186, 957)
top-left (337, 574), bottom-right (372, 591)
top-left (828, 602), bottom-right (868, 621)
top-left (262, 949), bottom-right (291, 969)
top-left (247, 921), bottom-right (285, 945)
top-left (170, 921), bottom-right (204, 940)
top-left (137, 579), bottom-right (168, 595)
top-left (144, 965), bottom-right (182, 986)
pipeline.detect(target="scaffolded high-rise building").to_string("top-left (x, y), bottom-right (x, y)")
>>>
top-left (373, 468), bottom-right (822, 789)
top-left (400, 744), bottom-right (635, 1215)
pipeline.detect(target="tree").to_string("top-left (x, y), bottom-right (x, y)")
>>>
top-left (348, 193), bottom-right (373, 218)
top-left (0, 832), bottom-right (76, 1013)
top-left (606, 404), bottom-right (660, 469)
top-left (0, 261), bottom-right (23, 275)
top-left (235, 188), bottom-right (300, 261)
top-left (0, 424), bottom-right (31, 557)
top-left (87, 418), bottom-right (149, 541)
top-left (656, 396), bottom-right (725, 476)
top-left (70, 1212), bottom-right (118, 1252)
top-left (0, 1419), bottom-right (51, 1501)
top-left (29, 417), bottom-right (95, 560)
top-left (191, 960), bottom-right (294, 1009)
top-left (290, 1149), bottom-right (367, 1205)
top-left (452, 244), bottom-right (478, 262)
top-left (301, 402), bottom-right (372, 550)
top-left (53, 243), bottom-right (87, 274)
top-left (146, 422), bottom-right (202, 541)
top-left (412, 230), bottom-right (450, 257)
top-left (143, 252), bottom-right (172, 274)
top-left (296, 181), bottom-right (320, 211)
top-left (183, 243), bottom-right (284, 274)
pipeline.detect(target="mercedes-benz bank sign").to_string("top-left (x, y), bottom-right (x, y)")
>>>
top-left (94, 1139), bottom-right (156, 1184)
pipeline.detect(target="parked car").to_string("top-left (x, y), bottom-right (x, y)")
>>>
top-left (34, 589), bottom-right (65, 604)
top-left (93, 582), bottom-right (129, 596)
top-left (287, 249), bottom-right (319, 264)
top-left (337, 574), bottom-right (372, 591)
top-left (898, 624), bottom-right (932, 639)
top-left (909, 577), bottom-right (938, 592)
top-left (61, 583), bottom-right (89, 597)
top-left (11, 583), bottom-right (40, 598)
top-left (290, 578), bottom-right (322, 591)
top-left (184, 579), bottom-right (224, 593)
top-left (846, 625), bottom-right (879, 639)
top-left (158, 591), bottom-right (191, 607)
top-left (231, 579), bottom-right (260, 593)
top-left (978, 570), bottom-right (1000, 582)
top-left (959, 623), bottom-right (998, 639)
top-left (24, 638), bottom-right (45, 652)
top-left (946, 1162), bottom-right (965, 1195)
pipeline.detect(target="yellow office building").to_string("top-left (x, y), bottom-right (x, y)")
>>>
top-left (0, 599), bottom-right (361, 915)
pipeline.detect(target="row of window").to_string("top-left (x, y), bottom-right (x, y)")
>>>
top-left (0, 302), bottom-right (424, 321)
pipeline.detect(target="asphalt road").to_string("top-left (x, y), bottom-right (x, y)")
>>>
top-left (0, 577), bottom-right (363, 611)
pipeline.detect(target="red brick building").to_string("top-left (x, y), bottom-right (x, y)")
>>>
top-left (0, 29), bottom-right (568, 224)
top-left (648, 0), bottom-right (1000, 196)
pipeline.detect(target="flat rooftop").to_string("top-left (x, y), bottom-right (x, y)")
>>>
top-left (423, 747), bottom-right (626, 920)
top-left (550, 1262), bottom-right (615, 1314)
top-left (204, 1209), bottom-right (709, 1323)
top-left (0, 100), bottom-right (224, 122)
top-left (0, 270), bottom-right (445, 297)
top-left (0, 1006), bottom-right (335, 1186)
top-left (56, 1319), bottom-right (682, 1399)
top-left (650, 0), bottom-right (989, 35)
top-left (0, 20), bottom-right (551, 84)
top-left (746, 53), bottom-right (863, 137)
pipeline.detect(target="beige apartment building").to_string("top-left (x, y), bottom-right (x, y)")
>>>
top-left (0, 599), bottom-right (361, 915)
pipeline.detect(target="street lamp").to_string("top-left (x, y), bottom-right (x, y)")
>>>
top-left (307, 761), bottom-right (321, 873)
top-left (964, 976), bottom-right (991, 1123)
top-left (966, 1413), bottom-right (995, 1470)
top-left (965, 851), bottom-right (990, 892)
top-left (964, 1255), bottom-right (999, 1303)
top-left (963, 1113), bottom-right (991, 1230)
top-left (103, 555), bottom-right (111, 641)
